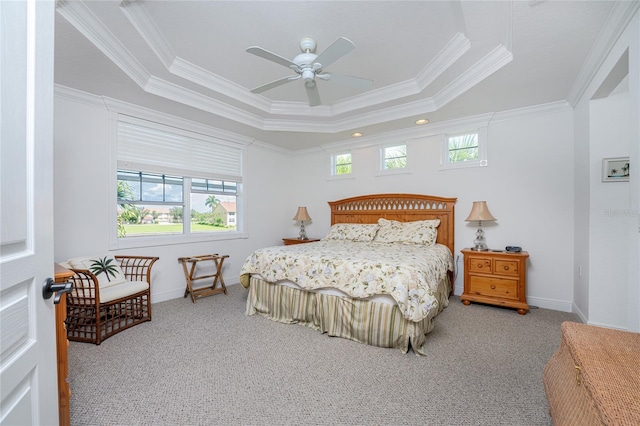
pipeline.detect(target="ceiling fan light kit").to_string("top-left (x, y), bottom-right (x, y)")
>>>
top-left (246, 36), bottom-right (373, 107)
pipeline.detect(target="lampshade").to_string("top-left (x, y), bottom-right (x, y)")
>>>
top-left (465, 201), bottom-right (496, 222)
top-left (293, 207), bottom-right (311, 222)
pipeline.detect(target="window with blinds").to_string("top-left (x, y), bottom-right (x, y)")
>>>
top-left (117, 116), bottom-right (242, 182)
top-left (115, 115), bottom-right (244, 241)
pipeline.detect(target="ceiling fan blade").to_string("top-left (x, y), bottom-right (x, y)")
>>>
top-left (314, 37), bottom-right (355, 68)
top-left (250, 75), bottom-right (300, 94)
top-left (246, 46), bottom-right (298, 69)
top-left (305, 83), bottom-right (321, 107)
top-left (324, 73), bottom-right (373, 90)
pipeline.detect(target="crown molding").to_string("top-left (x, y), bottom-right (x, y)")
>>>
top-left (118, 0), bottom-right (174, 68)
top-left (54, 84), bottom-right (105, 108)
top-left (567, 1), bottom-right (640, 107)
top-left (170, 57), bottom-right (274, 111)
top-left (263, 97), bottom-right (440, 133)
top-left (304, 112), bottom-right (496, 155)
top-left (54, 83), bottom-right (255, 146)
top-left (501, 1), bottom-right (513, 51)
top-left (56, 0), bottom-right (149, 87)
top-left (143, 76), bottom-right (265, 130)
top-left (489, 100), bottom-right (572, 124)
top-left (434, 44), bottom-right (513, 108)
top-left (301, 98), bottom-right (572, 155)
top-left (247, 139), bottom-right (294, 155)
top-left (416, 32), bottom-right (471, 89)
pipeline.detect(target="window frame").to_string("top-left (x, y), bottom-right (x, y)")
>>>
top-left (328, 150), bottom-right (355, 180)
top-left (109, 112), bottom-right (247, 250)
top-left (440, 128), bottom-right (488, 170)
top-left (378, 142), bottom-right (411, 176)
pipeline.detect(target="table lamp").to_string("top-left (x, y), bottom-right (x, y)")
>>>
top-left (465, 201), bottom-right (496, 251)
top-left (293, 207), bottom-right (311, 240)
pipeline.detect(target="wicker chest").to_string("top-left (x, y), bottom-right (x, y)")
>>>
top-left (543, 321), bottom-right (640, 425)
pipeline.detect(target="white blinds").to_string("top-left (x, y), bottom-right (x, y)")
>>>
top-left (117, 116), bottom-right (243, 182)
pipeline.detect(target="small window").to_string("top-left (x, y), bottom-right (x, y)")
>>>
top-left (380, 144), bottom-right (408, 173)
top-left (331, 152), bottom-right (352, 176)
top-left (448, 133), bottom-right (478, 163)
top-left (441, 129), bottom-right (487, 169)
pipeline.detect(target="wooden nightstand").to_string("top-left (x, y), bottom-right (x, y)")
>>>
top-left (282, 238), bottom-right (320, 245)
top-left (460, 248), bottom-right (530, 315)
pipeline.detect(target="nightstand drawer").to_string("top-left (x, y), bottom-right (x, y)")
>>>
top-left (468, 276), bottom-right (519, 301)
top-left (468, 257), bottom-right (492, 273)
top-left (494, 260), bottom-right (519, 276)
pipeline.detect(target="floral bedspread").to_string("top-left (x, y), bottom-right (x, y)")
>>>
top-left (239, 240), bottom-right (453, 322)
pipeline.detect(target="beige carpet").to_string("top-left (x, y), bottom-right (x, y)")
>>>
top-left (68, 283), bottom-right (577, 425)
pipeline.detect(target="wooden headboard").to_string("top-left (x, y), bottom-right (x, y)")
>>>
top-left (328, 193), bottom-right (457, 255)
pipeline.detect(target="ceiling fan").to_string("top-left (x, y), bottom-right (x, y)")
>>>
top-left (246, 37), bottom-right (373, 107)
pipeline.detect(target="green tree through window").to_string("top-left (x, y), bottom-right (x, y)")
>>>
top-left (383, 145), bottom-right (407, 169)
top-left (448, 133), bottom-right (478, 163)
top-left (335, 153), bottom-right (352, 175)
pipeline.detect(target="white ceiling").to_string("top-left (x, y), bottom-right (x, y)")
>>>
top-left (54, 1), bottom-right (630, 151)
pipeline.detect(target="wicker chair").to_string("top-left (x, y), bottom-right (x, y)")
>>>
top-left (63, 255), bottom-right (159, 345)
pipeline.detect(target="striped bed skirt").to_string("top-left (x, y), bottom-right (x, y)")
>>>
top-left (245, 276), bottom-right (449, 355)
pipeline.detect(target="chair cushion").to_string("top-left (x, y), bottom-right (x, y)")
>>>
top-left (100, 280), bottom-right (149, 303)
top-left (68, 254), bottom-right (127, 288)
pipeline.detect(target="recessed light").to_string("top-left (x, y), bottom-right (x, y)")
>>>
top-left (415, 118), bottom-right (429, 125)
top-left (351, 132), bottom-right (363, 138)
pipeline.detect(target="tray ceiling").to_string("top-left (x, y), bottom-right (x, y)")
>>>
top-left (54, 1), bottom-right (627, 150)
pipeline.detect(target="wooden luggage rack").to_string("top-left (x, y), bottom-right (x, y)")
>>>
top-left (178, 254), bottom-right (229, 303)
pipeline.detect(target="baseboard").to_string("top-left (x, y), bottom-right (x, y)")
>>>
top-left (152, 288), bottom-right (185, 304)
top-left (527, 296), bottom-right (573, 313)
top-left (586, 320), bottom-right (629, 331)
top-left (452, 286), bottom-right (573, 313)
top-left (572, 302), bottom-right (588, 323)
top-left (151, 274), bottom-right (241, 304)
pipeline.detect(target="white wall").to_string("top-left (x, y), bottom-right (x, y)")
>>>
top-left (588, 90), bottom-right (631, 328)
top-left (53, 92), bottom-right (292, 303)
top-left (291, 110), bottom-right (576, 311)
top-left (572, 99), bottom-right (591, 322)
top-left (54, 90), bottom-right (576, 311)
top-left (572, 9), bottom-right (640, 330)
top-left (629, 13), bottom-right (640, 333)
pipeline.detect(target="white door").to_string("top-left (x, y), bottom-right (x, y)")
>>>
top-left (0, 1), bottom-right (58, 425)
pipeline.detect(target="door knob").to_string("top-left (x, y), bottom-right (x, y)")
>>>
top-left (42, 278), bottom-right (73, 304)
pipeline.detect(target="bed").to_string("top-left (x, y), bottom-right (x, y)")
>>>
top-left (239, 193), bottom-right (457, 354)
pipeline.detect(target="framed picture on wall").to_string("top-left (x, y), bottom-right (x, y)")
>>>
top-left (602, 157), bottom-right (630, 182)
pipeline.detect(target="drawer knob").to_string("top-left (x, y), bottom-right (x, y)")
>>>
top-left (490, 284), bottom-right (496, 290)
top-left (476, 263), bottom-right (483, 268)
top-left (503, 266), bottom-right (510, 271)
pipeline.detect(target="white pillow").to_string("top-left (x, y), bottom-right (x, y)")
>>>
top-left (323, 223), bottom-right (380, 242)
top-left (374, 218), bottom-right (440, 245)
top-left (68, 254), bottom-right (127, 288)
